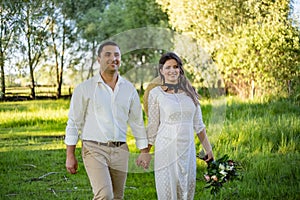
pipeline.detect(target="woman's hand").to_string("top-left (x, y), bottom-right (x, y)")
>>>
top-left (136, 147), bottom-right (152, 169)
top-left (201, 151), bottom-right (214, 163)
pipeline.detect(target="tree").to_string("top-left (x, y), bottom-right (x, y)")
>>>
top-left (93, 0), bottom-right (170, 92)
top-left (214, 0), bottom-right (300, 98)
top-left (0, 1), bottom-right (20, 98)
top-left (17, 0), bottom-right (52, 99)
top-left (59, 0), bottom-right (170, 93)
top-left (48, 1), bottom-right (77, 98)
top-left (59, 0), bottom-right (114, 80)
top-left (156, 0), bottom-right (300, 98)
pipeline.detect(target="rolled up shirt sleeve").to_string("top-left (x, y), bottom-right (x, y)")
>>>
top-left (65, 85), bottom-right (88, 145)
top-left (128, 90), bottom-right (148, 150)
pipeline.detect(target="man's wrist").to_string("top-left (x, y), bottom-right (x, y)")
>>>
top-left (66, 145), bottom-right (76, 157)
top-left (140, 148), bottom-right (149, 153)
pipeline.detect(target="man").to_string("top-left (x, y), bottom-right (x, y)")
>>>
top-left (65, 41), bottom-right (150, 200)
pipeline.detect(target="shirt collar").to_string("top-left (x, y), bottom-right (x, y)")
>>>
top-left (94, 72), bottom-right (125, 85)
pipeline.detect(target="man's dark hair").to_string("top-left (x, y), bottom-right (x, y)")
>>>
top-left (97, 41), bottom-right (120, 56)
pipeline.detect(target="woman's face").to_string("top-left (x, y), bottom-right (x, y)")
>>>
top-left (160, 59), bottom-right (180, 84)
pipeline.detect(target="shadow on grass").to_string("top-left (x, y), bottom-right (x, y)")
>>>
top-left (0, 148), bottom-right (93, 200)
top-left (0, 148), bottom-right (158, 200)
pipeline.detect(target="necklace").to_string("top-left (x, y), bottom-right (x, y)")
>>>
top-left (163, 83), bottom-right (180, 93)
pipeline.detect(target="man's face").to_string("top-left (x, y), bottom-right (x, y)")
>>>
top-left (98, 45), bottom-right (121, 73)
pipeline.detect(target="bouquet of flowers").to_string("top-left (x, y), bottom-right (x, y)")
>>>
top-left (198, 153), bottom-right (241, 195)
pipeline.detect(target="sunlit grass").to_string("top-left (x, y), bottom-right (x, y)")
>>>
top-left (0, 97), bottom-right (299, 199)
top-left (0, 100), bottom-right (69, 128)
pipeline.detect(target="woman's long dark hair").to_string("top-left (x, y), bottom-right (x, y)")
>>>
top-left (158, 52), bottom-right (200, 106)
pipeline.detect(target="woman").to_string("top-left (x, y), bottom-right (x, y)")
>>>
top-left (145, 52), bottom-right (214, 200)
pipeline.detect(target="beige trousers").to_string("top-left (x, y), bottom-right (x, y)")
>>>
top-left (82, 141), bottom-right (129, 200)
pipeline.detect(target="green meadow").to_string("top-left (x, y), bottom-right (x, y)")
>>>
top-left (0, 97), bottom-right (299, 200)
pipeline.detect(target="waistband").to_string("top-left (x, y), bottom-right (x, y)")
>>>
top-left (83, 140), bottom-right (126, 147)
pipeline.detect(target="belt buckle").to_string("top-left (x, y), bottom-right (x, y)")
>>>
top-left (107, 141), bottom-right (114, 147)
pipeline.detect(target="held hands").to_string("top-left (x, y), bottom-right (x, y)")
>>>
top-left (136, 150), bottom-right (152, 170)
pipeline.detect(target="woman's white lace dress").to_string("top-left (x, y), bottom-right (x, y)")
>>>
top-left (147, 86), bottom-right (206, 200)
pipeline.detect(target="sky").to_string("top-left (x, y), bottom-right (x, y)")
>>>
top-left (294, 0), bottom-right (300, 21)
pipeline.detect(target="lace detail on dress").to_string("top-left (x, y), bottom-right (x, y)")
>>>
top-left (168, 111), bottom-right (192, 122)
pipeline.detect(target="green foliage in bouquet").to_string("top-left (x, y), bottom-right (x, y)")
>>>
top-left (203, 154), bottom-right (242, 195)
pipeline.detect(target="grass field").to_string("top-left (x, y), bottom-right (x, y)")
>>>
top-left (0, 97), bottom-right (299, 200)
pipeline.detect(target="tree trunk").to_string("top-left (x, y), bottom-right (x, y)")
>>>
top-left (251, 79), bottom-right (255, 100)
top-left (87, 41), bottom-right (96, 79)
top-left (26, 8), bottom-right (35, 99)
top-left (54, 42), bottom-right (60, 98)
top-left (0, 50), bottom-right (5, 98)
top-left (57, 20), bottom-right (66, 99)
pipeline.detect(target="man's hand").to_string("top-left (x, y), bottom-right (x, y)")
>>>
top-left (136, 148), bottom-right (152, 169)
top-left (66, 155), bottom-right (78, 174)
top-left (66, 145), bottom-right (78, 174)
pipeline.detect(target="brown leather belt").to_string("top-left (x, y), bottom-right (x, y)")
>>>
top-left (84, 140), bottom-right (126, 147)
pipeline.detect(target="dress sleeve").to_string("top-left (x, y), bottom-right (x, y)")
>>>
top-left (193, 104), bottom-right (206, 133)
top-left (146, 90), bottom-right (160, 145)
